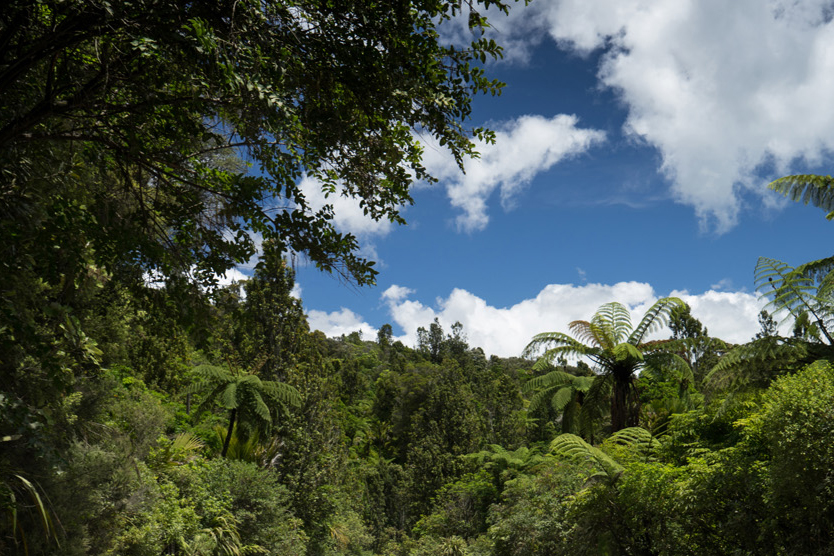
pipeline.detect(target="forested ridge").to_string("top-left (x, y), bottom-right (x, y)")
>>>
top-left (3, 1), bottom-right (834, 555)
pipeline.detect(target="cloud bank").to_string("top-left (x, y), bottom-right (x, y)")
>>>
top-left (307, 281), bottom-right (770, 358)
top-left (446, 0), bottom-right (834, 232)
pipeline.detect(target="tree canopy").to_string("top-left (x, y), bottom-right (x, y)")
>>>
top-left (1, 0), bottom-right (510, 287)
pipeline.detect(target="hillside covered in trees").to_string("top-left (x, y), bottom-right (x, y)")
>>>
top-left (3, 1), bottom-right (834, 555)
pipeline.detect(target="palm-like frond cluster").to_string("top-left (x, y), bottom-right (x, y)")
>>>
top-left (755, 257), bottom-right (834, 343)
top-left (524, 299), bottom-right (691, 432)
top-left (189, 364), bottom-right (301, 427)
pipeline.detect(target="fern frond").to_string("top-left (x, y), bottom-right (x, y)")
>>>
top-left (644, 351), bottom-right (694, 384)
top-left (769, 174), bottom-right (834, 218)
top-left (606, 427), bottom-right (659, 453)
top-left (705, 336), bottom-right (809, 390)
top-left (629, 297), bottom-right (685, 344)
top-left (796, 255), bottom-right (834, 286)
top-left (251, 392), bottom-right (272, 424)
top-left (594, 302), bottom-right (633, 344)
top-left (260, 381), bottom-right (301, 407)
top-left (523, 370), bottom-right (576, 393)
top-left (755, 257), bottom-right (820, 319)
top-left (527, 388), bottom-right (554, 413)
top-left (550, 434), bottom-right (624, 483)
top-left (194, 383), bottom-right (228, 417)
top-left (568, 321), bottom-right (597, 346)
top-left (523, 331), bottom-right (584, 358)
top-left (613, 342), bottom-right (643, 362)
top-left (551, 387), bottom-right (573, 413)
top-left (193, 364), bottom-right (233, 383)
top-left (219, 383), bottom-right (239, 409)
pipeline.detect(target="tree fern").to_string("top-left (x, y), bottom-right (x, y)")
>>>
top-left (755, 257), bottom-right (834, 344)
top-left (187, 363), bottom-right (300, 457)
top-left (523, 368), bottom-right (598, 437)
top-left (706, 336), bottom-right (806, 391)
top-left (525, 298), bottom-right (689, 432)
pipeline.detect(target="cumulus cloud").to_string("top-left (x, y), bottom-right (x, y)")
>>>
top-left (381, 281), bottom-right (769, 358)
top-left (506, 0), bottom-right (834, 232)
top-left (421, 114), bottom-right (605, 231)
top-left (306, 307), bottom-right (377, 339)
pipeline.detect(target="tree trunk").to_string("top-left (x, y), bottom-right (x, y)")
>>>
top-left (221, 408), bottom-right (237, 458)
top-left (611, 374), bottom-right (638, 432)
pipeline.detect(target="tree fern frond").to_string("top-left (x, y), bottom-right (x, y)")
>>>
top-left (613, 342), bottom-right (643, 362)
top-left (527, 388), bottom-right (554, 414)
top-left (194, 383), bottom-right (228, 416)
top-left (551, 387), bottom-right (573, 413)
top-left (796, 255), bottom-right (834, 286)
top-left (588, 320), bottom-right (617, 351)
top-left (629, 297), bottom-right (685, 344)
top-left (523, 370), bottom-right (576, 393)
top-left (594, 302), bottom-right (633, 344)
top-left (251, 392), bottom-right (272, 424)
top-left (523, 331), bottom-right (583, 358)
top-left (568, 320), bottom-right (597, 346)
top-left (550, 434), bottom-right (624, 484)
top-left (705, 336), bottom-right (809, 390)
top-left (574, 375), bottom-right (595, 392)
top-left (606, 426), bottom-right (659, 453)
top-left (532, 344), bottom-right (598, 371)
top-left (220, 383), bottom-right (239, 409)
top-left (193, 364), bottom-right (233, 383)
top-left (755, 257), bottom-right (819, 320)
top-left (769, 174), bottom-right (834, 217)
top-left (644, 351), bottom-right (694, 384)
top-left (260, 381), bottom-right (301, 407)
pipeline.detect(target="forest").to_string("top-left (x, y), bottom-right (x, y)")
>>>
top-left (2, 1), bottom-right (834, 555)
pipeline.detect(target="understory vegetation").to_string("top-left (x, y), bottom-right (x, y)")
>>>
top-left (3, 256), bottom-right (834, 555)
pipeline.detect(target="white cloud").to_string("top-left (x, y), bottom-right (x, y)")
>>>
top-left (306, 307), bottom-right (377, 339)
top-left (381, 281), bottom-right (769, 358)
top-left (216, 267), bottom-right (250, 288)
top-left (421, 114), bottom-right (605, 231)
top-left (480, 0), bottom-right (834, 232)
top-left (382, 284), bottom-right (415, 302)
top-left (297, 175), bottom-right (399, 239)
top-left (436, 2), bottom-right (551, 64)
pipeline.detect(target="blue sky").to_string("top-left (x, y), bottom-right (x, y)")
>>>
top-left (233, 0), bottom-right (834, 357)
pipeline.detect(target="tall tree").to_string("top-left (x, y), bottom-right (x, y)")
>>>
top-left (1, 0), bottom-right (511, 287)
top-left (523, 299), bottom-right (690, 432)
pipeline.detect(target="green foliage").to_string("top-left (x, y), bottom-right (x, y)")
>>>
top-left (484, 458), bottom-right (587, 556)
top-left (523, 367), bottom-right (599, 439)
top-left (743, 360), bottom-right (834, 553)
top-left (1, 0), bottom-right (512, 287)
top-left (755, 257), bottom-right (834, 342)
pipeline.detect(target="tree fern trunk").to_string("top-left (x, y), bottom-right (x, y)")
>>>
top-left (611, 379), bottom-right (627, 432)
top-left (221, 408), bottom-right (237, 458)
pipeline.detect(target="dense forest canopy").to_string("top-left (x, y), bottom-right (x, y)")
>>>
top-left (3, 1), bottom-right (834, 555)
